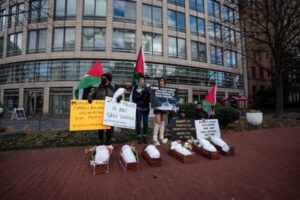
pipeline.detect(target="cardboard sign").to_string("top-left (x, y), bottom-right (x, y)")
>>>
top-left (69, 100), bottom-right (110, 131)
top-left (170, 119), bottom-right (196, 141)
top-left (11, 108), bottom-right (27, 120)
top-left (195, 119), bottom-right (221, 139)
top-left (150, 87), bottom-right (180, 111)
top-left (103, 97), bottom-right (136, 129)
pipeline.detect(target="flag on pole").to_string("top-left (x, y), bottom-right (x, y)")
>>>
top-left (130, 47), bottom-right (145, 101)
top-left (202, 85), bottom-right (217, 107)
top-left (74, 60), bottom-right (104, 99)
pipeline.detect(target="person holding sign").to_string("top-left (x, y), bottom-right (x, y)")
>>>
top-left (193, 102), bottom-right (209, 120)
top-left (153, 77), bottom-right (168, 145)
top-left (132, 75), bottom-right (151, 144)
top-left (88, 73), bottom-right (120, 145)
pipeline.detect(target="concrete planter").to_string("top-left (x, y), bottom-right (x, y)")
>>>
top-left (246, 112), bottom-right (263, 125)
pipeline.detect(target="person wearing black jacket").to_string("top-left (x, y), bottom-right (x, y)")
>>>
top-left (193, 102), bottom-right (209, 120)
top-left (132, 75), bottom-right (151, 144)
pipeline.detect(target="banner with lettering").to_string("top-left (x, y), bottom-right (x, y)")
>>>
top-left (150, 87), bottom-right (180, 111)
top-left (103, 97), bottom-right (137, 129)
top-left (195, 119), bottom-right (221, 139)
top-left (69, 100), bottom-right (110, 131)
top-left (170, 119), bottom-right (196, 141)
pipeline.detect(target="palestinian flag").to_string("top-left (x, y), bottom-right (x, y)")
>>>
top-left (132, 46), bottom-right (145, 86)
top-left (75, 60), bottom-right (104, 99)
top-left (202, 85), bottom-right (217, 107)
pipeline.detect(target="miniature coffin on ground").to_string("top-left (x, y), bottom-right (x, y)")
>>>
top-left (168, 141), bottom-right (196, 164)
top-left (192, 138), bottom-right (220, 160)
top-left (119, 145), bottom-right (139, 172)
top-left (142, 145), bottom-right (162, 167)
top-left (89, 145), bottom-right (113, 175)
top-left (209, 137), bottom-right (235, 156)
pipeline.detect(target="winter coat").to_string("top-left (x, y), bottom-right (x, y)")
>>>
top-left (132, 85), bottom-right (151, 110)
top-left (89, 83), bottom-right (118, 100)
top-left (193, 109), bottom-right (209, 120)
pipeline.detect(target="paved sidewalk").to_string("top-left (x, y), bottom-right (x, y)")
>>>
top-left (0, 127), bottom-right (299, 200)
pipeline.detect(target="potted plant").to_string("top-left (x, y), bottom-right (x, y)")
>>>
top-left (246, 109), bottom-right (263, 125)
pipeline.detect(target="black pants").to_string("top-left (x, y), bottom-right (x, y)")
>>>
top-left (98, 127), bottom-right (114, 145)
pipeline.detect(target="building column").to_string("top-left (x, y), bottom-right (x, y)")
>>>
top-left (188, 88), bottom-right (193, 103)
top-left (19, 88), bottom-right (24, 108)
top-left (43, 87), bottom-right (50, 114)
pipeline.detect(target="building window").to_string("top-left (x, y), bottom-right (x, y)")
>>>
top-left (142, 4), bottom-right (162, 28)
top-left (210, 45), bottom-right (223, 65)
top-left (225, 50), bottom-right (237, 67)
top-left (224, 6), bottom-right (234, 24)
top-left (191, 41), bottom-right (206, 62)
top-left (208, 22), bottom-right (222, 41)
top-left (260, 67), bottom-right (264, 79)
top-left (168, 0), bottom-right (185, 7)
top-left (50, 88), bottom-right (72, 114)
top-left (9, 3), bottom-right (24, 28)
top-left (55, 0), bottom-right (77, 19)
top-left (190, 16), bottom-right (205, 37)
top-left (190, 0), bottom-right (204, 13)
top-left (142, 32), bottom-right (163, 55)
top-left (168, 10), bottom-right (185, 32)
top-left (252, 66), bottom-right (256, 78)
top-left (208, 0), bottom-right (220, 19)
top-left (52, 27), bottom-right (75, 51)
top-left (83, 0), bottom-right (106, 19)
top-left (112, 29), bottom-right (135, 52)
top-left (30, 0), bottom-right (49, 23)
top-left (168, 37), bottom-right (186, 59)
top-left (0, 9), bottom-right (5, 31)
top-left (0, 37), bottom-right (3, 58)
top-left (7, 32), bottom-right (22, 57)
top-left (113, 0), bottom-right (136, 22)
top-left (82, 27), bottom-right (106, 51)
top-left (252, 85), bottom-right (257, 97)
top-left (223, 27), bottom-right (235, 45)
top-left (4, 89), bottom-right (19, 113)
top-left (27, 29), bottom-right (47, 53)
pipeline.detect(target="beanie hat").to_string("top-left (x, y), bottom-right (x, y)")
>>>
top-left (102, 73), bottom-right (112, 81)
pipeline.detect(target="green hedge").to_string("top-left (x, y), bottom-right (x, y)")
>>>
top-left (215, 106), bottom-right (240, 126)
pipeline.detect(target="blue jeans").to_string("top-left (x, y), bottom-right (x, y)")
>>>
top-left (136, 109), bottom-right (149, 138)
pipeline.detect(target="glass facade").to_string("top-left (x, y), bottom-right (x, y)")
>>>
top-left (82, 27), bottom-right (106, 51)
top-left (225, 50), bottom-right (237, 67)
top-left (168, 0), bottom-right (185, 7)
top-left (49, 88), bottom-right (72, 114)
top-left (224, 6), bottom-right (235, 24)
top-left (113, 0), bottom-right (136, 22)
top-left (30, 0), bottom-right (49, 23)
top-left (168, 10), bottom-right (186, 32)
top-left (27, 29), bottom-right (47, 53)
top-left (190, 16), bottom-right (205, 37)
top-left (191, 41), bottom-right (206, 62)
top-left (223, 27), bottom-right (236, 45)
top-left (190, 0), bottom-right (204, 13)
top-left (142, 4), bottom-right (162, 28)
top-left (210, 45), bottom-right (223, 65)
top-left (142, 32), bottom-right (163, 55)
top-left (6, 32), bottom-right (22, 57)
top-left (168, 37), bottom-right (186, 59)
top-left (209, 22), bottom-right (222, 41)
top-left (0, 9), bottom-right (5, 31)
top-left (8, 3), bottom-right (24, 27)
top-left (112, 29), bottom-right (135, 52)
top-left (83, 0), bottom-right (106, 18)
top-left (52, 27), bottom-right (75, 51)
top-left (208, 0), bottom-right (220, 19)
top-left (0, 60), bottom-right (243, 89)
top-left (55, 0), bottom-right (77, 18)
top-left (0, 37), bottom-right (3, 58)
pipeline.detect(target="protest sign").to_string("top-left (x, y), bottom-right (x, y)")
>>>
top-left (195, 119), bottom-right (221, 139)
top-left (150, 87), bottom-right (180, 111)
top-left (103, 97), bottom-right (136, 129)
top-left (69, 100), bottom-right (110, 131)
top-left (11, 108), bottom-right (26, 120)
top-left (170, 119), bottom-right (196, 141)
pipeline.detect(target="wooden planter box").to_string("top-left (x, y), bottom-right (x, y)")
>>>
top-left (193, 146), bottom-right (220, 160)
top-left (168, 149), bottom-right (195, 164)
top-left (119, 151), bottom-right (139, 172)
top-left (142, 149), bottom-right (162, 167)
top-left (213, 144), bottom-right (235, 156)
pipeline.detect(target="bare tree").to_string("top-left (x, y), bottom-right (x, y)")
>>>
top-left (235, 0), bottom-right (300, 117)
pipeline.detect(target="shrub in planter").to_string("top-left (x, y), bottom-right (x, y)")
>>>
top-left (215, 106), bottom-right (240, 126)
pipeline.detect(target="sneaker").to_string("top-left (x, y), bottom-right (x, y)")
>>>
top-left (153, 140), bottom-right (160, 146)
top-left (138, 138), bottom-right (143, 144)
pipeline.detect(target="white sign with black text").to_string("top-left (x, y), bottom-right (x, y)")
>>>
top-left (195, 119), bottom-right (221, 139)
top-left (103, 97), bottom-right (137, 129)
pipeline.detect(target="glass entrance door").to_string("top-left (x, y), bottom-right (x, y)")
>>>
top-left (24, 89), bottom-right (44, 116)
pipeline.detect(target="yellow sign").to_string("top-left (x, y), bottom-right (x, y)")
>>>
top-left (69, 100), bottom-right (110, 131)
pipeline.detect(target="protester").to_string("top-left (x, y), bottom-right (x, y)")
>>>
top-left (88, 73), bottom-right (120, 145)
top-left (132, 75), bottom-right (151, 144)
top-left (193, 102), bottom-right (209, 120)
top-left (171, 109), bottom-right (187, 120)
top-left (153, 77), bottom-right (168, 145)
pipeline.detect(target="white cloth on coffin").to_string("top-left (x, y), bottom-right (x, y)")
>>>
top-left (170, 141), bottom-right (192, 156)
top-left (94, 145), bottom-right (110, 164)
top-left (210, 136), bottom-right (230, 152)
top-left (121, 145), bottom-right (137, 163)
top-left (144, 145), bottom-right (160, 158)
top-left (198, 138), bottom-right (217, 152)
